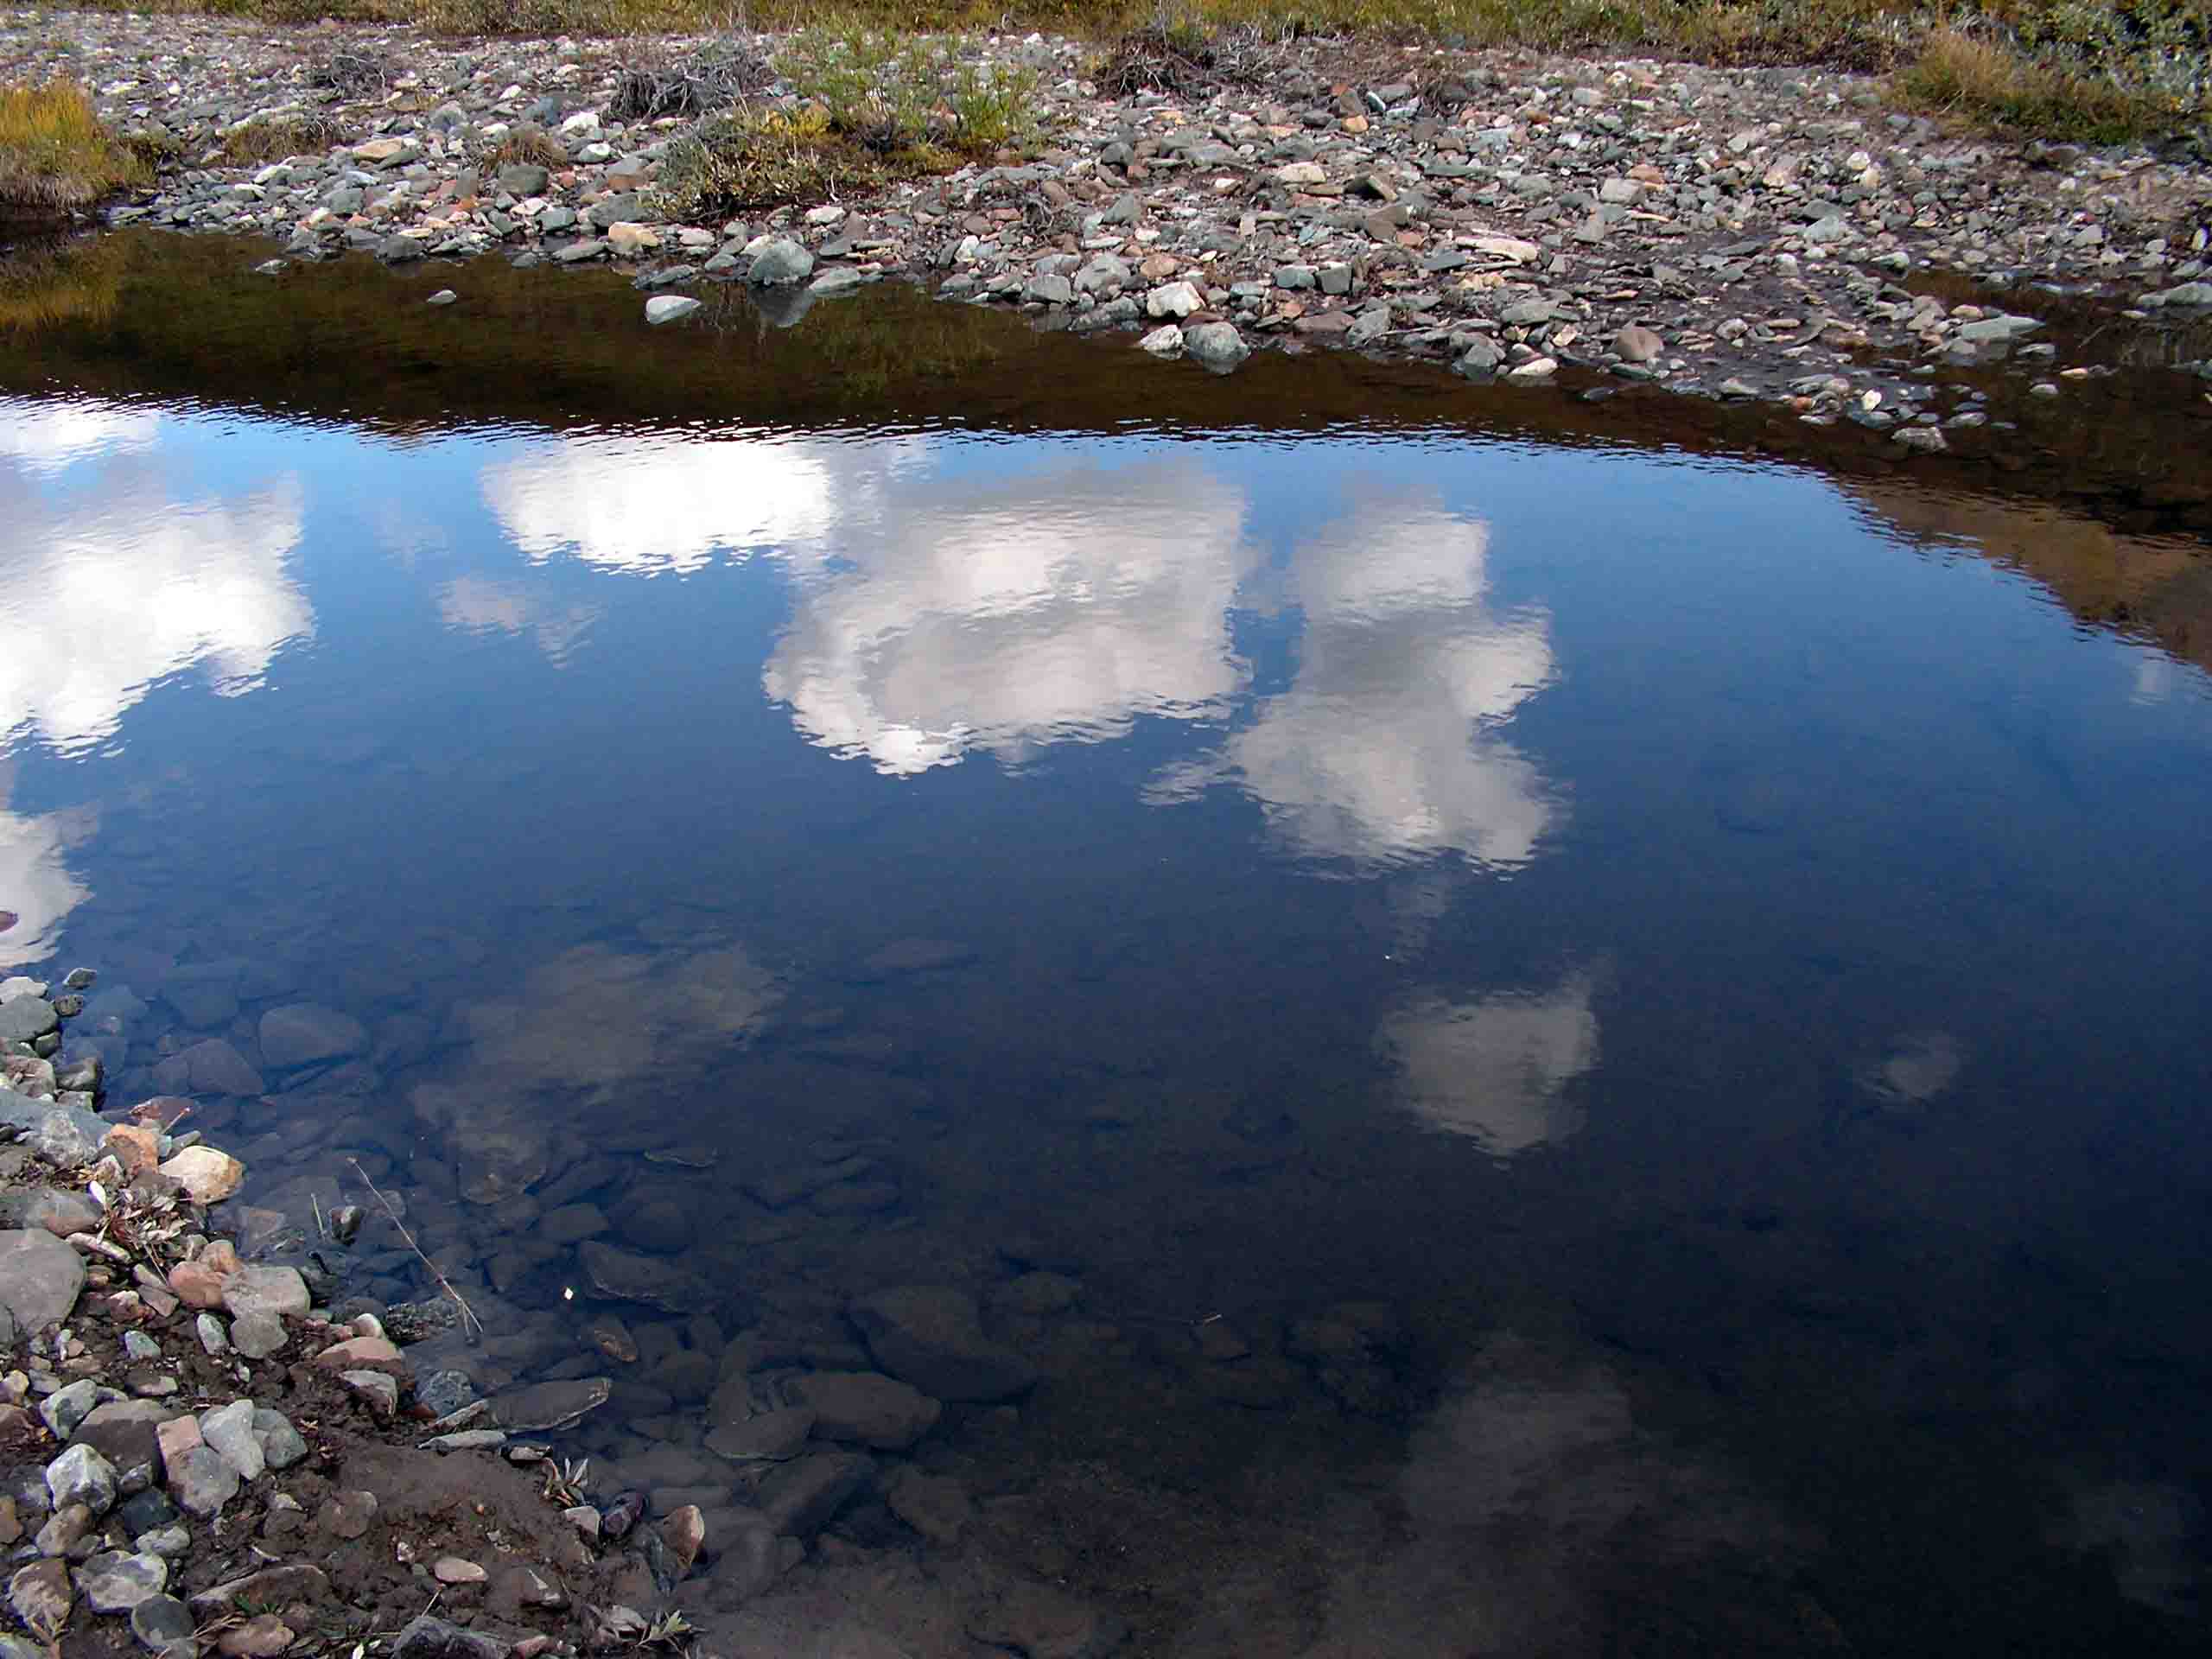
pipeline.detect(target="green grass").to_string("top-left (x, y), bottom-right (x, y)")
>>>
top-left (0, 79), bottom-right (151, 218)
top-left (79, 0), bottom-right (2212, 140)
top-left (651, 24), bottom-right (1044, 217)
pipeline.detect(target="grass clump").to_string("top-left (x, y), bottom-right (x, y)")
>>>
top-left (484, 121), bottom-right (569, 169)
top-left (1898, 23), bottom-right (2183, 141)
top-left (651, 22), bottom-right (1044, 217)
top-left (0, 79), bottom-right (149, 219)
top-left (214, 111), bottom-right (344, 163)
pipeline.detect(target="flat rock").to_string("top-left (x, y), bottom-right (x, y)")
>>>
top-left (0, 1229), bottom-right (85, 1334)
top-left (259, 1002), bottom-right (365, 1068)
top-left (645, 294), bottom-right (700, 325)
top-left (392, 1613), bottom-right (509, 1659)
top-left (785, 1371), bottom-right (941, 1450)
top-left (886, 1465), bottom-right (970, 1545)
top-left (223, 1265), bottom-right (308, 1320)
top-left (577, 1241), bottom-right (702, 1312)
top-left (0, 997), bottom-right (56, 1044)
top-left (6, 1558), bottom-right (70, 1637)
top-left (70, 1401), bottom-right (172, 1489)
top-left (159, 1038), bottom-right (264, 1097)
top-left (159, 1145), bottom-right (244, 1203)
top-left (492, 1376), bottom-right (609, 1432)
top-left (167, 1445), bottom-right (239, 1516)
top-left (757, 1450), bottom-right (874, 1539)
top-left (705, 1405), bottom-right (814, 1463)
top-left (747, 238), bottom-right (813, 285)
top-left (969, 1580), bottom-right (1129, 1659)
top-left (849, 1286), bottom-right (1039, 1402)
top-left (78, 1549), bottom-right (168, 1613)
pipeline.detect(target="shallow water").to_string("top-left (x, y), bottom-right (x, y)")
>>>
top-left (5, 232), bottom-right (2212, 1656)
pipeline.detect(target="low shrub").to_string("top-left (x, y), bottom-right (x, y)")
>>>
top-left (214, 112), bottom-right (344, 164)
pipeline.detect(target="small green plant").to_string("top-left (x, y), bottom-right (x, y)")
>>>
top-left (0, 79), bottom-right (149, 218)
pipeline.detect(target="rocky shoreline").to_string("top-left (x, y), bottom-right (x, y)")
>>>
top-left (0, 971), bottom-right (733, 1658)
top-left (4, 10), bottom-right (2212, 442)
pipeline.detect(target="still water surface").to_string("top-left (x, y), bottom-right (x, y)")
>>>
top-left (4, 238), bottom-right (2212, 1656)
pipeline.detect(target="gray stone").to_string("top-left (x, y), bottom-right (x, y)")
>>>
top-left (1183, 321), bottom-right (1249, 373)
top-left (199, 1400), bottom-right (265, 1481)
top-left (587, 191), bottom-right (645, 229)
top-left (391, 1613), bottom-right (510, 1659)
top-left (1024, 270), bottom-right (1073, 305)
top-left (139, 1524), bottom-right (193, 1558)
top-left (885, 1465), bottom-right (970, 1545)
top-left (230, 1311), bottom-right (287, 1359)
top-left (1616, 323), bottom-right (1664, 363)
top-left (196, 1313), bottom-right (229, 1355)
top-left (28, 1108), bottom-right (99, 1167)
top-left (69, 1400), bottom-right (172, 1491)
top-left (131, 1592), bottom-right (196, 1654)
top-left (706, 1405), bottom-right (815, 1463)
top-left (552, 237), bottom-right (605, 263)
top-left (258, 1002), bottom-right (365, 1068)
top-left (1801, 213), bottom-right (1852, 245)
top-left (2141, 281), bottom-right (2212, 307)
top-left (757, 1450), bottom-right (874, 1539)
top-left (492, 1376), bottom-right (607, 1432)
top-left (46, 1443), bottom-right (117, 1515)
top-left (117, 1489), bottom-right (178, 1535)
top-left (341, 1370), bottom-right (401, 1416)
top-left (124, 1330), bottom-right (162, 1362)
top-left (1145, 280), bottom-right (1203, 319)
top-left (1955, 313), bottom-right (2041, 343)
top-left (416, 1369), bottom-right (477, 1419)
top-left (77, 1549), bottom-right (167, 1613)
top-left (849, 1286), bottom-right (1039, 1402)
top-left (40, 1378), bottom-right (105, 1440)
top-left (748, 238), bottom-right (814, 285)
top-left (496, 163), bottom-right (550, 196)
top-left (785, 1371), bottom-right (941, 1450)
top-left (156, 1037), bottom-right (264, 1097)
top-left (166, 1445), bottom-right (239, 1516)
top-left (1453, 336), bottom-right (1504, 378)
top-left (0, 998), bottom-right (56, 1044)
top-left (579, 1241), bottom-right (702, 1312)
top-left (645, 294), bottom-right (700, 324)
top-left (222, 1265), bottom-right (309, 1320)
top-left (1500, 296), bottom-right (1557, 327)
top-left (0, 1229), bottom-right (84, 1334)
top-left (252, 1408), bottom-right (308, 1471)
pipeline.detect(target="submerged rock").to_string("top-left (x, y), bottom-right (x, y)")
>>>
top-left (849, 1286), bottom-right (1039, 1402)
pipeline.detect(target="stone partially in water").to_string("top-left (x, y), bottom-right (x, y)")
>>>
top-left (849, 1286), bottom-right (1039, 1402)
top-left (492, 1376), bottom-right (609, 1432)
top-left (1183, 321), bottom-right (1249, 374)
top-left (645, 294), bottom-right (700, 325)
top-left (747, 238), bottom-right (813, 286)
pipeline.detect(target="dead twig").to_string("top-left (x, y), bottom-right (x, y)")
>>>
top-left (346, 1157), bottom-right (483, 1341)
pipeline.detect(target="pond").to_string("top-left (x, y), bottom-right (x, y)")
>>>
top-left (4, 230), bottom-right (2212, 1656)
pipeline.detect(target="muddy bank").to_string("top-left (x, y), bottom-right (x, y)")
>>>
top-left (4, 10), bottom-right (2212, 436)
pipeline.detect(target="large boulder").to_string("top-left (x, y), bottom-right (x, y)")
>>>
top-left (784, 1371), bottom-right (940, 1450)
top-left (258, 1003), bottom-right (365, 1069)
top-left (848, 1286), bottom-right (1038, 1402)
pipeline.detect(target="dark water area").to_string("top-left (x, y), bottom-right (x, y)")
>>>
top-left (5, 230), bottom-right (2212, 1656)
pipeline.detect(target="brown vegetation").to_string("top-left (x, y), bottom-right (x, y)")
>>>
top-left (0, 79), bottom-right (149, 218)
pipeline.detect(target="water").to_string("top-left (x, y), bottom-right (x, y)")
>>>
top-left (5, 232), bottom-right (2212, 1656)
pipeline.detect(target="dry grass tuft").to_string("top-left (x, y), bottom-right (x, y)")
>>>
top-left (0, 79), bottom-right (149, 217)
top-left (214, 111), bottom-right (344, 163)
top-left (610, 36), bottom-right (777, 118)
top-left (1897, 26), bottom-right (2177, 142)
top-left (484, 121), bottom-right (569, 169)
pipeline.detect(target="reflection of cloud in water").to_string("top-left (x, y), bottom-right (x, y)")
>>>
top-left (480, 433), bottom-right (842, 575)
top-left (1276, 1332), bottom-right (1802, 1657)
top-left (1856, 1029), bottom-right (1963, 1108)
top-left (0, 463), bottom-right (312, 753)
top-left (1377, 974), bottom-right (1599, 1155)
top-left (1153, 498), bottom-right (1558, 871)
top-left (437, 576), bottom-right (598, 666)
top-left (0, 799), bottom-right (95, 971)
top-left (765, 456), bottom-right (1257, 775)
top-left (0, 397), bottom-right (159, 472)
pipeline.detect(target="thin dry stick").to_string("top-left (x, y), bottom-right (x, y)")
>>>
top-left (346, 1157), bottom-right (484, 1341)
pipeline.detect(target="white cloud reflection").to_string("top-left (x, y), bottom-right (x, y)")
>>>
top-left (764, 455), bottom-right (1258, 774)
top-left (1154, 498), bottom-right (1559, 871)
top-left (1377, 974), bottom-right (1599, 1155)
top-left (479, 436), bottom-right (1561, 873)
top-left (437, 575), bottom-right (599, 666)
top-left (480, 432), bottom-right (841, 575)
top-left (0, 399), bottom-right (313, 755)
top-left (0, 798), bottom-right (94, 972)
top-left (0, 398), bottom-right (159, 473)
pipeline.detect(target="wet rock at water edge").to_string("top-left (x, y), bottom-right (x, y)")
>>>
top-left (492, 1376), bottom-right (610, 1432)
top-left (645, 294), bottom-right (700, 325)
top-left (1184, 321), bottom-right (1250, 373)
top-left (747, 238), bottom-right (813, 286)
top-left (849, 1285), bottom-right (1039, 1402)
